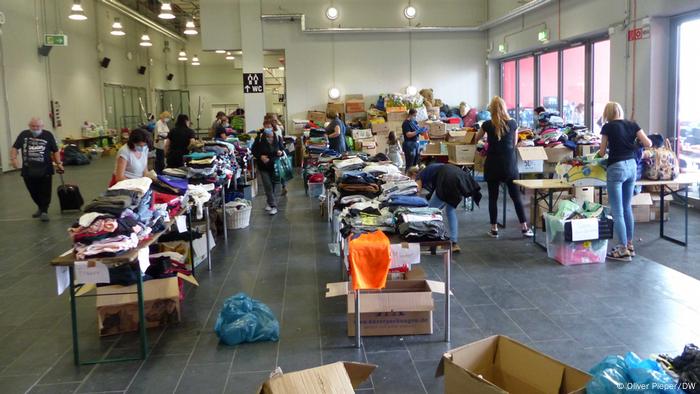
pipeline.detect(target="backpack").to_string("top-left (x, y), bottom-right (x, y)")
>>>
top-left (642, 138), bottom-right (679, 181)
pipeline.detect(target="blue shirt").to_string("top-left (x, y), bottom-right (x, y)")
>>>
top-left (402, 119), bottom-right (426, 142)
top-left (419, 163), bottom-right (444, 192)
top-left (326, 117), bottom-right (347, 153)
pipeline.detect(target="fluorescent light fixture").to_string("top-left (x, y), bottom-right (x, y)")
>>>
top-left (139, 34), bottom-right (152, 47)
top-left (178, 50), bottom-right (187, 61)
top-left (69, 0), bottom-right (87, 20)
top-left (191, 55), bottom-right (200, 66)
top-left (225, 52), bottom-right (235, 60)
top-left (110, 18), bottom-right (125, 36)
top-left (326, 6), bottom-right (339, 20)
top-left (328, 87), bottom-right (341, 100)
top-left (215, 50), bottom-right (226, 54)
top-left (184, 20), bottom-right (198, 35)
top-left (406, 85), bottom-right (418, 96)
top-left (538, 28), bottom-right (549, 43)
top-left (404, 5), bottom-right (417, 19)
top-left (158, 3), bottom-right (175, 19)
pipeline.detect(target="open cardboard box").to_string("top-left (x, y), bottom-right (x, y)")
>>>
top-left (258, 361), bottom-right (376, 394)
top-left (517, 147), bottom-right (548, 173)
top-left (436, 335), bottom-right (591, 394)
top-left (326, 279), bottom-right (445, 336)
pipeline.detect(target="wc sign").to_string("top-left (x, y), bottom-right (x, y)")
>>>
top-left (243, 73), bottom-right (264, 93)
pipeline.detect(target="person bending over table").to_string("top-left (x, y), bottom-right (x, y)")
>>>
top-left (476, 96), bottom-right (533, 239)
top-left (598, 101), bottom-right (652, 262)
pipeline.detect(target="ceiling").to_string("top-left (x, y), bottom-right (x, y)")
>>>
top-left (120, 0), bottom-right (201, 33)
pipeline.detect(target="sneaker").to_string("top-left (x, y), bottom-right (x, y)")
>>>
top-left (451, 243), bottom-right (461, 253)
top-left (264, 205), bottom-right (272, 212)
top-left (32, 210), bottom-right (41, 218)
top-left (269, 207), bottom-right (278, 215)
top-left (607, 245), bottom-right (631, 262)
top-left (627, 245), bottom-right (636, 257)
top-left (522, 227), bottom-right (534, 238)
top-left (488, 229), bottom-right (499, 238)
top-left (39, 212), bottom-right (50, 222)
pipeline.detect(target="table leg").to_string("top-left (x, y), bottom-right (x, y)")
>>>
top-left (69, 267), bottom-right (80, 366)
top-left (444, 245), bottom-right (451, 342)
top-left (135, 266), bottom-right (148, 360)
top-left (339, 237), bottom-right (345, 281)
top-left (532, 190), bottom-right (548, 250)
top-left (660, 186), bottom-right (665, 238)
top-left (659, 185), bottom-right (690, 247)
top-left (355, 289), bottom-right (361, 349)
top-left (205, 207), bottom-right (212, 271)
top-left (221, 187), bottom-right (228, 244)
top-left (684, 185), bottom-right (689, 246)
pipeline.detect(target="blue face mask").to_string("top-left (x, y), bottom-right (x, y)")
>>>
top-left (138, 145), bottom-right (148, 153)
top-left (263, 128), bottom-right (273, 135)
top-left (30, 129), bottom-right (42, 137)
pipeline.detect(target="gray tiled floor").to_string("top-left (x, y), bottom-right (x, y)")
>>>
top-left (1, 157), bottom-right (700, 394)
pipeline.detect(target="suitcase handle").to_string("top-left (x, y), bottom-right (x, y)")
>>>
top-left (59, 173), bottom-right (65, 187)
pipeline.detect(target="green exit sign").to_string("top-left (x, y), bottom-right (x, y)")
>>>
top-left (44, 34), bottom-right (68, 46)
top-left (538, 29), bottom-right (549, 42)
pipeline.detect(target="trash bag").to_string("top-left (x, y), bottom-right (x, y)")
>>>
top-left (587, 352), bottom-right (684, 394)
top-left (214, 293), bottom-right (279, 346)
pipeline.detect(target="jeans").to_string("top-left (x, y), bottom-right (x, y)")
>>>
top-left (23, 175), bottom-right (52, 213)
top-left (403, 141), bottom-right (419, 172)
top-left (606, 159), bottom-right (637, 246)
top-left (487, 180), bottom-right (526, 226)
top-left (259, 170), bottom-right (278, 208)
top-left (428, 193), bottom-right (458, 243)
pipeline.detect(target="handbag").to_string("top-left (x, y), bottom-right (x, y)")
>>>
top-left (642, 138), bottom-right (679, 181)
top-left (273, 152), bottom-right (294, 183)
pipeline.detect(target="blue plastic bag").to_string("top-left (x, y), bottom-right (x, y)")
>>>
top-left (214, 293), bottom-right (279, 346)
top-left (476, 110), bottom-right (491, 121)
top-left (587, 352), bottom-right (684, 394)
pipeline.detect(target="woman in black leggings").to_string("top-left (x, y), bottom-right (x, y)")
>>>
top-left (476, 96), bottom-right (533, 238)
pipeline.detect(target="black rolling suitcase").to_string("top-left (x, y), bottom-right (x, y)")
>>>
top-left (57, 173), bottom-right (84, 212)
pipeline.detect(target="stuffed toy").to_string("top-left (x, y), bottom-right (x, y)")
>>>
top-left (419, 88), bottom-right (434, 109)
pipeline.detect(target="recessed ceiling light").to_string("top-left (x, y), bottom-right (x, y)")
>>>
top-left (326, 6), bottom-right (339, 20)
top-left (404, 5), bottom-right (417, 19)
top-left (159, 3), bottom-right (175, 19)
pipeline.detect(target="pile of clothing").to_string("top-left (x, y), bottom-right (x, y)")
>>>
top-left (394, 207), bottom-right (449, 242)
top-left (544, 199), bottom-right (612, 265)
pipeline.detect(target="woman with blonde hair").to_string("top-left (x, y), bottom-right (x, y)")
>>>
top-left (598, 101), bottom-right (652, 261)
top-left (476, 96), bottom-right (532, 238)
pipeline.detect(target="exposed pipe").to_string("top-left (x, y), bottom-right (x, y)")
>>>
top-left (260, 0), bottom-right (553, 34)
top-left (99, 0), bottom-right (186, 43)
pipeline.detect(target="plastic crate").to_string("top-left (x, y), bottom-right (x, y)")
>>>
top-left (307, 181), bottom-right (325, 198)
top-left (544, 214), bottom-right (607, 265)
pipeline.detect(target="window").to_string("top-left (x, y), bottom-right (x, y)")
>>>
top-left (592, 40), bottom-right (610, 133)
top-left (517, 57), bottom-right (535, 128)
top-left (562, 45), bottom-right (586, 125)
top-left (501, 60), bottom-right (517, 118)
top-left (538, 51), bottom-right (559, 114)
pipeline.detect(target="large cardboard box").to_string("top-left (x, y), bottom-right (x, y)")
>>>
top-left (474, 153), bottom-right (485, 172)
top-left (574, 187), bottom-right (595, 203)
top-left (371, 122), bottom-right (389, 134)
top-left (327, 102), bottom-right (345, 115)
top-left (632, 192), bottom-right (653, 222)
top-left (447, 143), bottom-right (476, 163)
top-left (356, 137), bottom-right (378, 155)
top-left (326, 280), bottom-right (444, 336)
top-left (258, 361), bottom-right (375, 394)
top-left (307, 111), bottom-right (326, 125)
top-left (544, 145), bottom-right (574, 163)
top-left (345, 94), bottom-right (365, 114)
top-left (436, 335), bottom-right (591, 394)
top-left (517, 147), bottom-right (548, 174)
top-left (385, 106), bottom-right (407, 113)
top-left (96, 276), bottom-right (188, 336)
top-left (427, 121), bottom-right (447, 138)
top-left (387, 111), bottom-right (407, 122)
top-left (424, 141), bottom-right (445, 155)
top-left (577, 144), bottom-right (599, 157)
top-left (650, 193), bottom-right (672, 222)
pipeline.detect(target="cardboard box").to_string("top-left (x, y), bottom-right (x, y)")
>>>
top-left (427, 121), bottom-right (447, 138)
top-left (517, 147), bottom-right (548, 174)
top-left (371, 122), bottom-right (389, 134)
top-left (345, 94), bottom-right (365, 114)
top-left (574, 187), bottom-right (595, 203)
top-left (385, 106), bottom-right (407, 113)
top-left (650, 194), bottom-right (671, 222)
top-left (577, 144), bottom-right (599, 157)
top-left (387, 111), bottom-right (407, 122)
top-left (327, 102), bottom-right (345, 115)
top-left (632, 192), bottom-right (653, 222)
top-left (544, 145), bottom-right (574, 163)
top-left (96, 276), bottom-right (186, 336)
top-left (447, 143), bottom-right (476, 163)
top-left (307, 111), bottom-right (326, 125)
top-left (445, 130), bottom-right (466, 142)
top-left (424, 141), bottom-right (444, 155)
top-left (436, 335), bottom-right (591, 394)
top-left (474, 153), bottom-right (485, 172)
top-left (258, 361), bottom-right (375, 394)
top-left (352, 129), bottom-right (373, 140)
top-left (326, 280), bottom-right (444, 336)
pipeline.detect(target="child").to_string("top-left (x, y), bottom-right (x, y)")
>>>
top-left (386, 131), bottom-right (404, 168)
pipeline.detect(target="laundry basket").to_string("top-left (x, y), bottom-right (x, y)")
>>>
top-left (225, 200), bottom-right (252, 229)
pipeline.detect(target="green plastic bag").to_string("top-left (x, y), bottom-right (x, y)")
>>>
top-left (273, 153), bottom-right (294, 183)
top-left (345, 135), bottom-right (354, 151)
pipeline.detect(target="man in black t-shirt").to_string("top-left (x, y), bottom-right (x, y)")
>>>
top-left (10, 117), bottom-right (63, 221)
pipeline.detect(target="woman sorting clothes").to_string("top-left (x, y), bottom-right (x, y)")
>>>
top-left (112, 128), bottom-right (151, 186)
top-left (165, 114), bottom-right (196, 168)
top-left (252, 119), bottom-right (285, 215)
top-left (325, 111), bottom-right (347, 154)
top-left (402, 108), bottom-right (428, 171)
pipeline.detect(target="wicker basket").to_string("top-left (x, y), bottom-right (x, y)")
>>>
top-left (225, 202), bottom-right (252, 229)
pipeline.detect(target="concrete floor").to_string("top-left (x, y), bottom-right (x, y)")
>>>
top-left (0, 157), bottom-right (699, 394)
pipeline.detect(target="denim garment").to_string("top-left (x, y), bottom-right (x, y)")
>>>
top-left (606, 158), bottom-right (637, 246)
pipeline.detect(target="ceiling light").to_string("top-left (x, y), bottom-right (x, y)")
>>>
top-left (110, 18), bottom-right (125, 36)
top-left (406, 85), bottom-right (418, 96)
top-left (279, 66), bottom-right (285, 70)
top-left (158, 3), bottom-right (175, 19)
top-left (178, 50), bottom-right (187, 61)
top-left (328, 87), bottom-right (341, 100)
top-left (191, 55), bottom-right (200, 66)
top-left (139, 34), bottom-right (152, 47)
top-left (184, 20), bottom-right (198, 35)
top-left (326, 6), bottom-right (339, 20)
top-left (69, 1), bottom-right (87, 21)
top-left (225, 52), bottom-right (235, 60)
top-left (404, 5), bottom-right (417, 19)
top-left (215, 50), bottom-right (225, 54)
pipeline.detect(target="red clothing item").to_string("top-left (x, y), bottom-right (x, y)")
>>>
top-left (348, 231), bottom-right (391, 290)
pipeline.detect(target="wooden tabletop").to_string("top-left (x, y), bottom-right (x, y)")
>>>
top-left (448, 160), bottom-right (475, 166)
top-left (635, 173), bottom-right (700, 186)
top-left (420, 153), bottom-right (448, 157)
top-left (513, 179), bottom-right (574, 190)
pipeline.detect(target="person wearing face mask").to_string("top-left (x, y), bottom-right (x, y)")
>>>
top-left (252, 120), bottom-right (285, 215)
top-left (209, 111), bottom-right (226, 138)
top-left (154, 111), bottom-right (171, 174)
top-left (10, 117), bottom-right (63, 221)
top-left (112, 128), bottom-right (151, 185)
top-left (325, 111), bottom-right (347, 154)
top-left (402, 108), bottom-right (428, 172)
top-left (165, 114), bottom-right (196, 168)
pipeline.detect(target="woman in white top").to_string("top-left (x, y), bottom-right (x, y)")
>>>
top-left (112, 128), bottom-right (151, 185)
top-left (154, 111), bottom-right (171, 173)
